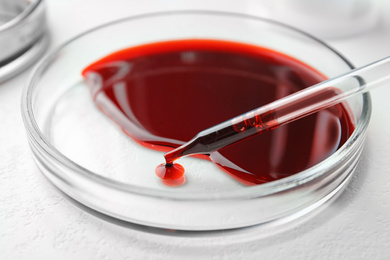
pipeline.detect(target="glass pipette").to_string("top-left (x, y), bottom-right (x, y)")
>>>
top-left (164, 56), bottom-right (390, 164)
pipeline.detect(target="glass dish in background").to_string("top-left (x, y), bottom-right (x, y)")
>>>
top-left (247, 0), bottom-right (380, 39)
top-left (21, 11), bottom-right (371, 231)
top-left (0, 0), bottom-right (48, 82)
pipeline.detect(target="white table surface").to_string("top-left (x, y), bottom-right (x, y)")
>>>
top-left (1, 0), bottom-right (390, 259)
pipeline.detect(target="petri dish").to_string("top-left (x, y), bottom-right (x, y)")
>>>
top-left (0, 0), bottom-right (48, 82)
top-left (21, 11), bottom-right (371, 231)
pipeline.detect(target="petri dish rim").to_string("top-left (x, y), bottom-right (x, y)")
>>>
top-left (21, 10), bottom-right (371, 201)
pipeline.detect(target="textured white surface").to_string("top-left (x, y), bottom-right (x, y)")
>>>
top-left (1, 0), bottom-right (390, 259)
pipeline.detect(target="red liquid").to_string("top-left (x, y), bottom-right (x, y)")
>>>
top-left (82, 39), bottom-right (354, 186)
top-left (155, 163), bottom-right (186, 187)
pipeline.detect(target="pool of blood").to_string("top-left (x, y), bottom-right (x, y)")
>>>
top-left (82, 39), bottom-right (354, 186)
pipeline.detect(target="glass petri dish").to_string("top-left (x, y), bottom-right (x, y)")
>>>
top-left (0, 0), bottom-right (48, 82)
top-left (21, 11), bottom-right (371, 231)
